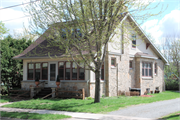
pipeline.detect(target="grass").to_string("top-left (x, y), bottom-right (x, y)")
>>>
top-left (2, 91), bottom-right (180, 113)
top-left (0, 111), bottom-right (71, 120)
top-left (0, 95), bottom-right (13, 103)
top-left (161, 111), bottom-right (180, 120)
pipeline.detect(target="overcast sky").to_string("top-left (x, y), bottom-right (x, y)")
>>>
top-left (0, 0), bottom-right (180, 46)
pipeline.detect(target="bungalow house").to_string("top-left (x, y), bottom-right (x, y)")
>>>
top-left (13, 13), bottom-right (168, 98)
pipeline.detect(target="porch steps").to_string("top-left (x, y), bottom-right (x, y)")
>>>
top-left (33, 87), bottom-right (52, 99)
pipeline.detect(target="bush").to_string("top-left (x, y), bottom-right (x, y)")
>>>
top-left (165, 79), bottom-right (179, 90)
top-left (1, 85), bottom-right (9, 95)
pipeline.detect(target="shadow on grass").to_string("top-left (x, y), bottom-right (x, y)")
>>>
top-left (0, 95), bottom-right (12, 103)
top-left (160, 114), bottom-right (180, 120)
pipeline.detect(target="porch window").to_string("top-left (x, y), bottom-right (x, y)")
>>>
top-left (79, 62), bottom-right (85, 80)
top-left (142, 62), bottom-right (152, 77)
top-left (58, 62), bottom-right (64, 80)
top-left (28, 63), bottom-right (34, 80)
top-left (50, 64), bottom-right (56, 81)
top-left (101, 64), bottom-right (104, 80)
top-left (35, 63), bottom-right (41, 79)
top-left (65, 62), bottom-right (71, 80)
top-left (95, 64), bottom-right (104, 80)
top-left (132, 34), bottom-right (136, 48)
top-left (72, 62), bottom-right (77, 80)
top-left (155, 63), bottom-right (157, 75)
top-left (42, 63), bottom-right (48, 80)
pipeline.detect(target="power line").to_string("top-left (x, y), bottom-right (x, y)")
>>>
top-left (2, 15), bottom-right (31, 22)
top-left (0, 0), bottom-right (40, 10)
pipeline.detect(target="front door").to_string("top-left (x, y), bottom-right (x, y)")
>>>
top-left (48, 62), bottom-right (57, 87)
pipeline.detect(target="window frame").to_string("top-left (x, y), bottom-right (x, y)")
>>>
top-left (129, 60), bottom-right (133, 69)
top-left (65, 61), bottom-right (71, 80)
top-left (35, 62), bottom-right (41, 80)
top-left (78, 63), bottom-right (85, 80)
top-left (132, 34), bottom-right (136, 48)
top-left (142, 62), bottom-right (152, 77)
top-left (58, 61), bottom-right (65, 80)
top-left (155, 63), bottom-right (157, 75)
top-left (41, 62), bottom-right (48, 80)
top-left (111, 58), bottom-right (116, 66)
top-left (101, 64), bottom-right (104, 80)
top-left (27, 63), bottom-right (34, 80)
top-left (72, 62), bottom-right (78, 80)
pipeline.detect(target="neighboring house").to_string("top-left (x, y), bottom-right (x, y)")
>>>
top-left (13, 13), bottom-right (168, 97)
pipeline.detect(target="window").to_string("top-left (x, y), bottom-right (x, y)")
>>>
top-left (101, 65), bottom-right (104, 80)
top-left (132, 34), bottom-right (136, 48)
top-left (28, 63), bottom-right (34, 80)
top-left (42, 63), bottom-right (48, 80)
top-left (79, 62), bottom-right (85, 80)
top-left (129, 60), bottom-right (133, 69)
top-left (111, 58), bottom-right (116, 66)
top-left (142, 62), bottom-right (152, 77)
top-left (65, 62), bottom-right (71, 80)
top-left (58, 62), bottom-right (64, 80)
top-left (72, 62), bottom-right (78, 80)
top-left (35, 63), bottom-right (41, 79)
top-left (95, 64), bottom-right (104, 80)
top-left (155, 63), bottom-right (157, 75)
top-left (50, 63), bottom-right (56, 81)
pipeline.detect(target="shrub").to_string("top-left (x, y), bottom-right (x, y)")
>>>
top-left (165, 79), bottom-right (179, 90)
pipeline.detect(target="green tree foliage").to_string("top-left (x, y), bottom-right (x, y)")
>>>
top-left (1, 36), bottom-right (32, 88)
top-left (25, 0), bottom-right (166, 103)
top-left (0, 21), bottom-right (9, 38)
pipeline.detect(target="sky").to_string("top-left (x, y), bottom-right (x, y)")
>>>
top-left (0, 0), bottom-right (180, 46)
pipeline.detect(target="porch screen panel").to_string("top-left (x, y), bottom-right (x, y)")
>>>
top-left (79, 62), bottom-right (84, 80)
top-left (65, 62), bottom-right (71, 80)
top-left (42, 63), bottom-right (48, 80)
top-left (59, 62), bottom-right (64, 80)
top-left (79, 68), bottom-right (84, 80)
top-left (28, 63), bottom-right (34, 80)
top-left (50, 64), bottom-right (56, 81)
top-left (72, 62), bottom-right (77, 80)
top-left (35, 63), bottom-right (41, 79)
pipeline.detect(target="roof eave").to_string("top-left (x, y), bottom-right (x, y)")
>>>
top-left (125, 13), bottom-right (169, 64)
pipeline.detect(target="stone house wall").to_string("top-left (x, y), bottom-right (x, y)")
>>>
top-left (140, 58), bottom-right (164, 95)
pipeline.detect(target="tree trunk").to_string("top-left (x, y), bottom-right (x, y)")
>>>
top-left (94, 69), bottom-right (101, 103)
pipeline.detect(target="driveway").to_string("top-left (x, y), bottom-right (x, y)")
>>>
top-left (108, 98), bottom-right (180, 119)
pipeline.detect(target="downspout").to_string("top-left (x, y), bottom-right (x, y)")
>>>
top-left (116, 63), bottom-right (119, 96)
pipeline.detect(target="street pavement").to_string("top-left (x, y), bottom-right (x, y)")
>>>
top-left (108, 98), bottom-right (180, 119)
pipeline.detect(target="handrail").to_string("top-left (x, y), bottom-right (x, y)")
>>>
top-left (42, 91), bottom-right (56, 99)
top-left (38, 81), bottom-right (45, 86)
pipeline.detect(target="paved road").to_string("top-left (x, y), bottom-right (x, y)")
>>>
top-left (0, 103), bottom-right (159, 120)
top-left (108, 98), bottom-right (180, 119)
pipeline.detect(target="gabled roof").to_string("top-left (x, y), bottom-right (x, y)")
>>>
top-left (13, 13), bottom-right (127, 60)
top-left (13, 12), bottom-right (168, 65)
top-left (123, 13), bottom-right (168, 65)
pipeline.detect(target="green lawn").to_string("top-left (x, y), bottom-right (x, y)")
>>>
top-left (161, 111), bottom-right (180, 120)
top-left (2, 91), bottom-right (180, 113)
top-left (0, 95), bottom-right (13, 103)
top-left (0, 111), bottom-right (71, 120)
